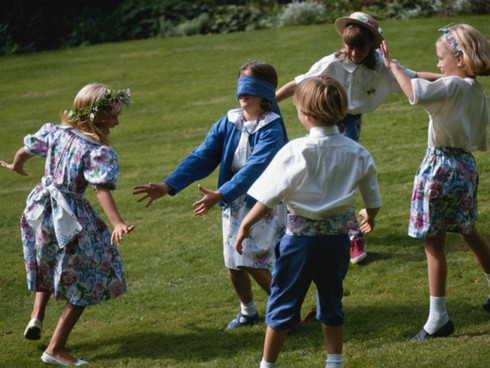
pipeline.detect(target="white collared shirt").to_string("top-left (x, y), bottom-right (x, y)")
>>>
top-left (248, 126), bottom-right (382, 219)
top-left (295, 52), bottom-right (416, 115)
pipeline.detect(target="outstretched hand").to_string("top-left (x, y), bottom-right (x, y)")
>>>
top-left (192, 184), bottom-right (224, 216)
top-left (0, 160), bottom-right (29, 176)
top-left (133, 182), bottom-right (171, 207)
top-left (111, 224), bottom-right (135, 246)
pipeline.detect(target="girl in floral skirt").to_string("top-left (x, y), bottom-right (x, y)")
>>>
top-left (381, 24), bottom-right (490, 340)
top-left (1, 83), bottom-right (134, 365)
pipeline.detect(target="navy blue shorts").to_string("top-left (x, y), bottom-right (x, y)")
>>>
top-left (265, 234), bottom-right (350, 329)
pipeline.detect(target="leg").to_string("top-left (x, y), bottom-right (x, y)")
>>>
top-left (243, 266), bottom-right (272, 295)
top-left (459, 226), bottom-right (490, 311)
top-left (322, 324), bottom-right (343, 354)
top-left (323, 324), bottom-right (344, 368)
top-left (45, 302), bottom-right (85, 364)
top-left (459, 226), bottom-right (490, 273)
top-left (31, 291), bottom-right (50, 320)
top-left (263, 326), bottom-right (289, 364)
top-left (412, 232), bottom-right (454, 339)
top-left (228, 268), bottom-right (254, 304)
top-left (425, 233), bottom-right (447, 297)
top-left (24, 291), bottom-right (51, 340)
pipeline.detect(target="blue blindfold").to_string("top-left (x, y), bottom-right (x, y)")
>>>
top-left (236, 76), bottom-right (280, 114)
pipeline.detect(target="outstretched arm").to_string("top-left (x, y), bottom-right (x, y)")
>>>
top-left (96, 187), bottom-right (135, 245)
top-left (276, 80), bottom-right (298, 102)
top-left (416, 71), bottom-right (442, 81)
top-left (380, 41), bottom-right (414, 103)
top-left (235, 201), bottom-right (272, 254)
top-left (0, 147), bottom-right (34, 176)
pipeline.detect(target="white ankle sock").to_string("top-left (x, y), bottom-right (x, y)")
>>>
top-left (241, 300), bottom-right (257, 316)
top-left (485, 272), bottom-right (490, 299)
top-left (423, 296), bottom-right (449, 334)
top-left (325, 354), bottom-right (343, 368)
top-left (260, 357), bottom-right (277, 368)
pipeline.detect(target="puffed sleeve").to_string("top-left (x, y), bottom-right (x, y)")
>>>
top-left (23, 123), bottom-right (57, 157)
top-left (84, 146), bottom-right (119, 190)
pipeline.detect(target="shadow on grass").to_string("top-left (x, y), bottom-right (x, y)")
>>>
top-left (65, 300), bottom-right (490, 365)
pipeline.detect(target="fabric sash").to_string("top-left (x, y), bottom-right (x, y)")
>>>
top-left (236, 76), bottom-right (280, 115)
top-left (24, 175), bottom-right (84, 248)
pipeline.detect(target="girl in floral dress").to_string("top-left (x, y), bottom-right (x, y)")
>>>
top-left (1, 83), bottom-right (134, 365)
top-left (133, 61), bottom-right (288, 330)
top-left (381, 24), bottom-right (490, 340)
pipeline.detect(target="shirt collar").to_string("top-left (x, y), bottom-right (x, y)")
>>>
top-left (309, 125), bottom-right (340, 137)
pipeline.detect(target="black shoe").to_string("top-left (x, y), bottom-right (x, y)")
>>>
top-left (411, 320), bottom-right (454, 341)
top-left (483, 298), bottom-right (490, 312)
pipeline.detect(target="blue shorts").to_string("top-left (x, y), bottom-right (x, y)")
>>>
top-left (265, 234), bottom-right (350, 329)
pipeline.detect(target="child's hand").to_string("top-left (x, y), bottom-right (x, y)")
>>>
top-left (380, 41), bottom-right (392, 70)
top-left (133, 182), bottom-right (171, 207)
top-left (192, 185), bottom-right (224, 216)
top-left (111, 223), bottom-right (135, 246)
top-left (235, 225), bottom-right (251, 255)
top-left (358, 208), bottom-right (377, 234)
top-left (0, 160), bottom-right (29, 176)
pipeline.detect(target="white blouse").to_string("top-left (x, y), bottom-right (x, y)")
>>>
top-left (411, 76), bottom-right (488, 152)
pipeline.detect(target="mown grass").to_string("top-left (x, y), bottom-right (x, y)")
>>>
top-left (1, 15), bottom-right (489, 368)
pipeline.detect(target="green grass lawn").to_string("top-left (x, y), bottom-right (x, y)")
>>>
top-left (1, 15), bottom-right (490, 368)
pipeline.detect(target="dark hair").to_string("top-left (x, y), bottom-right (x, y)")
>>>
top-left (238, 61), bottom-right (278, 112)
top-left (335, 23), bottom-right (377, 70)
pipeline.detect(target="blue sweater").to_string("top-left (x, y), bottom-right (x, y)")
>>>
top-left (165, 110), bottom-right (287, 208)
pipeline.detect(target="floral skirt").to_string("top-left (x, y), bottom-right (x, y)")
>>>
top-left (408, 147), bottom-right (478, 238)
top-left (222, 194), bottom-right (286, 270)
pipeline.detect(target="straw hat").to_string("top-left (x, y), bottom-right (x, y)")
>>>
top-left (334, 12), bottom-right (384, 46)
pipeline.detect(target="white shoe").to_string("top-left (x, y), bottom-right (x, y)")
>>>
top-left (24, 317), bottom-right (42, 340)
top-left (41, 352), bottom-right (89, 366)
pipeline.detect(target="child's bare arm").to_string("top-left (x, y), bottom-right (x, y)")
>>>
top-left (95, 186), bottom-right (134, 245)
top-left (276, 80), bottom-right (298, 102)
top-left (0, 147), bottom-right (34, 176)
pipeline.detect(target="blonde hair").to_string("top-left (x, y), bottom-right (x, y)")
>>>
top-left (438, 24), bottom-right (490, 77)
top-left (60, 83), bottom-right (125, 146)
top-left (293, 76), bottom-right (348, 126)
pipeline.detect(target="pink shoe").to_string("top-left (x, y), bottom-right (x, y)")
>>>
top-left (350, 238), bottom-right (367, 264)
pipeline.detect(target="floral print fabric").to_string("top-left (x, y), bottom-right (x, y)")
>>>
top-left (223, 194), bottom-right (286, 269)
top-left (21, 123), bottom-right (126, 306)
top-left (408, 147), bottom-right (478, 238)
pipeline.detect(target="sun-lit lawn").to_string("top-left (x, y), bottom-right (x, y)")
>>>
top-left (1, 14), bottom-right (489, 368)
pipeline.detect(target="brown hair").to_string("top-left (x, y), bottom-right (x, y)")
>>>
top-left (294, 76), bottom-right (348, 126)
top-left (335, 24), bottom-right (377, 70)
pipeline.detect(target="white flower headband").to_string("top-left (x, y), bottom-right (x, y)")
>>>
top-left (439, 28), bottom-right (463, 56)
top-left (69, 89), bottom-right (131, 122)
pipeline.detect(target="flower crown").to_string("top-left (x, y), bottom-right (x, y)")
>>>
top-left (69, 89), bottom-right (131, 122)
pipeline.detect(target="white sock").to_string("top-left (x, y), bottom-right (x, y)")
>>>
top-left (423, 296), bottom-right (449, 334)
top-left (485, 272), bottom-right (490, 299)
top-left (325, 354), bottom-right (343, 368)
top-left (241, 300), bottom-right (257, 316)
top-left (260, 357), bottom-right (277, 368)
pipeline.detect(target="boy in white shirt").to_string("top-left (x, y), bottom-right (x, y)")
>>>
top-left (235, 76), bottom-right (382, 368)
